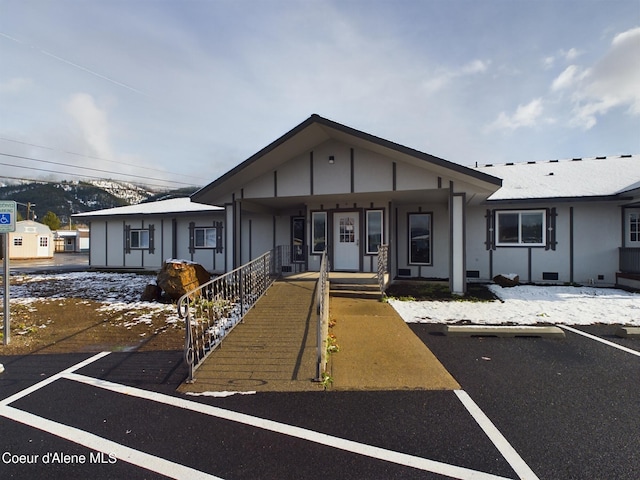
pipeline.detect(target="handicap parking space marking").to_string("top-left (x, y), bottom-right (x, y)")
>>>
top-left (1, 350), bottom-right (519, 480)
top-left (560, 325), bottom-right (640, 357)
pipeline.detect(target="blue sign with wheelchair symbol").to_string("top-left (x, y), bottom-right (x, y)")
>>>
top-left (0, 201), bottom-right (16, 232)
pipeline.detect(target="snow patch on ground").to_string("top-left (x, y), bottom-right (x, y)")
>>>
top-left (7, 271), bottom-right (180, 325)
top-left (389, 284), bottom-right (640, 326)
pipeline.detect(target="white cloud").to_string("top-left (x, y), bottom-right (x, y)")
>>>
top-left (63, 93), bottom-right (114, 160)
top-left (422, 59), bottom-right (490, 94)
top-left (486, 98), bottom-right (544, 131)
top-left (551, 65), bottom-right (582, 91)
top-left (569, 26), bottom-right (640, 128)
top-left (563, 47), bottom-right (581, 61)
top-left (0, 77), bottom-right (33, 94)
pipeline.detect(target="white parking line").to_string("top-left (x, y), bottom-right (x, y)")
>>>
top-left (0, 351), bottom-right (111, 407)
top-left (560, 326), bottom-right (640, 357)
top-left (64, 373), bottom-right (513, 480)
top-left (455, 390), bottom-right (539, 480)
top-left (0, 405), bottom-right (222, 480)
top-left (2, 353), bottom-right (516, 480)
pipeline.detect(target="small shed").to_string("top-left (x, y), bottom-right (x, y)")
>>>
top-left (54, 228), bottom-right (90, 253)
top-left (7, 220), bottom-right (54, 259)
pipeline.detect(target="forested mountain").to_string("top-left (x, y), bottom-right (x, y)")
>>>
top-left (0, 180), bottom-right (198, 225)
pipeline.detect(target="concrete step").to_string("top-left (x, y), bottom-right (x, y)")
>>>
top-left (330, 283), bottom-right (382, 299)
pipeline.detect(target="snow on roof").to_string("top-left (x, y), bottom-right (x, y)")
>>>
top-left (475, 155), bottom-right (640, 201)
top-left (73, 197), bottom-right (222, 217)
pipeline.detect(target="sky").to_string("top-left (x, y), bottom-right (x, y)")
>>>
top-left (1, 0), bottom-right (639, 191)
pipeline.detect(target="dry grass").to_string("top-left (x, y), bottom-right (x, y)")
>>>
top-left (1, 293), bottom-right (185, 356)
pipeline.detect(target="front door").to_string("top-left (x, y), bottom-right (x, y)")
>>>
top-left (37, 235), bottom-right (49, 257)
top-left (333, 211), bottom-right (359, 271)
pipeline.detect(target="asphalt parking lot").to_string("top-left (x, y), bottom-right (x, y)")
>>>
top-left (0, 324), bottom-right (638, 480)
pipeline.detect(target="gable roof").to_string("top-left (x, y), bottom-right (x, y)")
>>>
top-left (192, 114), bottom-right (502, 204)
top-left (73, 197), bottom-right (222, 218)
top-left (477, 155), bottom-right (640, 202)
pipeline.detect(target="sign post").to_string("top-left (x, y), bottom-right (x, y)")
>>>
top-left (0, 200), bottom-right (16, 345)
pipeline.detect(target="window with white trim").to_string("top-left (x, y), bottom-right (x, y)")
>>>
top-left (629, 212), bottom-right (640, 243)
top-left (194, 227), bottom-right (217, 248)
top-left (129, 229), bottom-right (150, 249)
top-left (496, 210), bottom-right (545, 246)
top-left (13, 237), bottom-right (23, 247)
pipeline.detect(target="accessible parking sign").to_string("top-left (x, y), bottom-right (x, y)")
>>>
top-left (0, 200), bottom-right (17, 233)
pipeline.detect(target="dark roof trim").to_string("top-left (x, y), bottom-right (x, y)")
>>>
top-left (486, 194), bottom-right (633, 205)
top-left (193, 114), bottom-right (501, 201)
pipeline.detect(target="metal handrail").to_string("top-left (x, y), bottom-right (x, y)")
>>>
top-left (315, 250), bottom-right (329, 381)
top-left (377, 244), bottom-right (389, 294)
top-left (178, 250), bottom-right (276, 382)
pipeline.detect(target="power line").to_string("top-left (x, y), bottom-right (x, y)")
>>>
top-left (0, 136), bottom-right (203, 182)
top-left (0, 152), bottom-right (201, 188)
top-left (0, 159), bottom-right (199, 191)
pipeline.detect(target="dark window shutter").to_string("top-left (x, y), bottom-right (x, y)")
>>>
top-left (188, 222), bottom-right (195, 254)
top-left (485, 209), bottom-right (495, 250)
top-left (546, 208), bottom-right (557, 251)
top-left (148, 224), bottom-right (155, 254)
top-left (124, 225), bottom-right (131, 254)
top-left (215, 221), bottom-right (224, 253)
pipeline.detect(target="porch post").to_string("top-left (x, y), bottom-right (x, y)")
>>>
top-left (224, 202), bottom-right (235, 271)
top-left (450, 191), bottom-right (466, 295)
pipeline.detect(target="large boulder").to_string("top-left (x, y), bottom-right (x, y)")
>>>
top-left (493, 273), bottom-right (520, 287)
top-left (156, 260), bottom-right (211, 300)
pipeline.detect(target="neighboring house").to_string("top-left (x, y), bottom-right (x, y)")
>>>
top-left (73, 198), bottom-right (224, 272)
top-left (470, 155), bottom-right (640, 288)
top-left (192, 114), bottom-right (503, 294)
top-left (5, 220), bottom-right (54, 259)
top-left (53, 228), bottom-right (90, 253)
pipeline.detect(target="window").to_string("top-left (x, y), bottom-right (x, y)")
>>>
top-left (39, 237), bottom-right (48, 247)
top-left (188, 222), bottom-right (222, 254)
top-left (366, 210), bottom-right (383, 254)
top-left (13, 237), bottom-right (23, 247)
top-left (194, 227), bottom-right (217, 248)
top-left (130, 229), bottom-right (150, 249)
top-left (125, 225), bottom-right (155, 253)
top-left (496, 210), bottom-right (545, 246)
top-left (630, 213), bottom-right (640, 243)
top-left (408, 213), bottom-right (432, 265)
top-left (338, 216), bottom-right (355, 243)
top-left (311, 212), bottom-right (327, 254)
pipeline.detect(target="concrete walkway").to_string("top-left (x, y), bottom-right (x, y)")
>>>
top-left (329, 296), bottom-right (459, 390)
top-left (178, 279), bottom-right (459, 393)
top-left (178, 280), bottom-right (322, 393)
